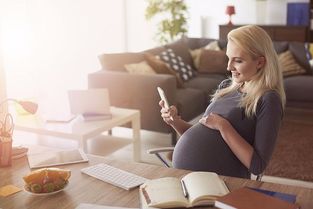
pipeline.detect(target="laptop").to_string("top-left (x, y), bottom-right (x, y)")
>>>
top-left (27, 149), bottom-right (89, 169)
top-left (68, 89), bottom-right (111, 115)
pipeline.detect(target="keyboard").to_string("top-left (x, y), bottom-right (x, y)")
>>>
top-left (81, 163), bottom-right (148, 190)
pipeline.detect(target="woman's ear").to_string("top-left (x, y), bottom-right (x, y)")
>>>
top-left (257, 56), bottom-right (266, 70)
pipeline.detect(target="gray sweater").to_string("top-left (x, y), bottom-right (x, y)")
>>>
top-left (172, 85), bottom-right (283, 178)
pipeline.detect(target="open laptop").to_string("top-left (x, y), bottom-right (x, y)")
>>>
top-left (27, 149), bottom-right (89, 169)
top-left (68, 88), bottom-right (111, 115)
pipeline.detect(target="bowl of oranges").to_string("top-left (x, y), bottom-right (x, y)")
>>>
top-left (23, 168), bottom-right (71, 195)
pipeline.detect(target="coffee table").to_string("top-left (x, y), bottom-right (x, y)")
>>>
top-left (14, 107), bottom-right (141, 162)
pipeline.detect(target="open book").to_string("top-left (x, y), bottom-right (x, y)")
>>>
top-left (139, 172), bottom-right (229, 208)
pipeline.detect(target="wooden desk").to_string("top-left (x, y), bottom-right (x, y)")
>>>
top-left (1, 155), bottom-right (313, 209)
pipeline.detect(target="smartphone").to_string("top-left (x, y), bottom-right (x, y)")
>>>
top-left (157, 87), bottom-right (173, 120)
top-left (157, 87), bottom-right (170, 108)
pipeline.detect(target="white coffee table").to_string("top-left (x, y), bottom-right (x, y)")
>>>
top-left (14, 107), bottom-right (141, 162)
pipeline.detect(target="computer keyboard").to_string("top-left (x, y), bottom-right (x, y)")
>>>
top-left (81, 163), bottom-right (148, 190)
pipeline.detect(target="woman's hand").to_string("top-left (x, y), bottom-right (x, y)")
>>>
top-left (199, 112), bottom-right (230, 131)
top-left (159, 100), bottom-right (179, 125)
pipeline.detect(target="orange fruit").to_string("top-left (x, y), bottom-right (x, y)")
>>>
top-left (23, 168), bottom-right (71, 185)
top-left (23, 168), bottom-right (47, 184)
top-left (46, 168), bottom-right (71, 181)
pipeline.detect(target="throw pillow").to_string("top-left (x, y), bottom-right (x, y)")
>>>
top-left (124, 61), bottom-right (156, 74)
top-left (204, 40), bottom-right (222, 51)
top-left (198, 49), bottom-right (228, 74)
top-left (165, 36), bottom-right (196, 71)
top-left (189, 48), bottom-right (202, 70)
top-left (158, 48), bottom-right (196, 82)
top-left (190, 40), bottom-right (222, 70)
top-left (144, 53), bottom-right (184, 88)
top-left (278, 50), bottom-right (307, 77)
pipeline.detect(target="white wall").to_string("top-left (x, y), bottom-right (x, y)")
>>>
top-left (0, 4), bottom-right (8, 118)
top-left (126, 0), bottom-right (309, 48)
top-left (0, 35), bottom-right (8, 118)
top-left (185, 0), bottom-right (257, 38)
top-left (126, 0), bottom-right (158, 51)
top-left (266, 0), bottom-right (309, 25)
top-left (185, 0), bottom-right (309, 39)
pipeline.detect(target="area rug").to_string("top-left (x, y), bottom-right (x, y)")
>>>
top-left (264, 119), bottom-right (313, 182)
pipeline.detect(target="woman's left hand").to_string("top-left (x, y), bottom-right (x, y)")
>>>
top-left (199, 112), bottom-right (229, 131)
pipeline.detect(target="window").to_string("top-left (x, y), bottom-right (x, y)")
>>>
top-left (0, 0), bottom-right (127, 114)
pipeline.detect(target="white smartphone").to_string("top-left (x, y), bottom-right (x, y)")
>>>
top-left (157, 87), bottom-right (173, 120)
top-left (157, 87), bottom-right (170, 108)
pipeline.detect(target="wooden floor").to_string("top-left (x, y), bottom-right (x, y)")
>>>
top-left (13, 107), bottom-right (313, 189)
top-left (283, 107), bottom-right (313, 124)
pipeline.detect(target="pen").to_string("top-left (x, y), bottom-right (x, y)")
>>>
top-left (181, 179), bottom-right (189, 198)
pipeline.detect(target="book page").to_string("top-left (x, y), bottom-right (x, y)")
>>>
top-left (142, 177), bottom-right (189, 208)
top-left (182, 172), bottom-right (229, 206)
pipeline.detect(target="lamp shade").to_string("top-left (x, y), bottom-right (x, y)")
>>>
top-left (0, 99), bottom-right (38, 115)
top-left (18, 101), bottom-right (38, 114)
top-left (225, 5), bottom-right (235, 15)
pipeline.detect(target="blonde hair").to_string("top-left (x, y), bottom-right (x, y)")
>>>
top-left (211, 25), bottom-right (286, 118)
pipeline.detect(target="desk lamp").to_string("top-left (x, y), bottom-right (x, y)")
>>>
top-left (0, 98), bottom-right (38, 115)
top-left (225, 5), bottom-right (236, 25)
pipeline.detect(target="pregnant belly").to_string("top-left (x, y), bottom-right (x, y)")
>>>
top-left (172, 123), bottom-right (245, 176)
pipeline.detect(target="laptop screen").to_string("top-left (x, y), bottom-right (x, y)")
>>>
top-left (68, 89), bottom-right (111, 115)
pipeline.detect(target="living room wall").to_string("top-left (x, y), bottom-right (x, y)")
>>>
top-left (127, 0), bottom-right (310, 51)
top-left (0, 0), bottom-right (128, 114)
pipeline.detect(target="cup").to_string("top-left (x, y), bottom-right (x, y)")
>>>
top-left (0, 136), bottom-right (12, 167)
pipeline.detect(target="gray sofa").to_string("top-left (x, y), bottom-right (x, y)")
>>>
top-left (88, 37), bottom-right (313, 144)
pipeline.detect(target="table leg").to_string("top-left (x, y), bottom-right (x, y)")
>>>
top-left (132, 112), bottom-right (141, 162)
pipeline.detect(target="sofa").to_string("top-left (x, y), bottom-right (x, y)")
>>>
top-left (88, 37), bottom-right (313, 144)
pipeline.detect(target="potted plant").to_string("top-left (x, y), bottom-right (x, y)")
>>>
top-left (145, 0), bottom-right (189, 44)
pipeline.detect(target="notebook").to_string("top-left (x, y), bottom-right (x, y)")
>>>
top-left (215, 187), bottom-right (300, 209)
top-left (27, 149), bottom-right (89, 169)
top-left (249, 187), bottom-right (297, 204)
top-left (68, 89), bottom-right (111, 115)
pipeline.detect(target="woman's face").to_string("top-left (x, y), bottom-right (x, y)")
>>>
top-left (226, 40), bottom-right (264, 84)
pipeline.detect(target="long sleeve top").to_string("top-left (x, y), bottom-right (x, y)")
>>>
top-left (172, 81), bottom-right (283, 178)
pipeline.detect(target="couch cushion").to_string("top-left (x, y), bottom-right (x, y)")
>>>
top-left (273, 42), bottom-right (289, 54)
top-left (190, 41), bottom-right (222, 69)
top-left (288, 42), bottom-right (312, 75)
top-left (98, 52), bottom-right (144, 71)
top-left (144, 46), bottom-right (167, 55)
top-left (165, 37), bottom-right (196, 71)
top-left (187, 38), bottom-right (216, 50)
top-left (144, 53), bottom-right (184, 88)
top-left (184, 76), bottom-right (225, 102)
top-left (190, 48), bottom-right (202, 69)
top-left (158, 48), bottom-right (196, 82)
top-left (198, 50), bottom-right (228, 74)
top-left (284, 75), bottom-right (313, 103)
top-left (278, 50), bottom-right (307, 77)
top-left (176, 88), bottom-right (206, 121)
top-left (124, 61), bottom-right (156, 74)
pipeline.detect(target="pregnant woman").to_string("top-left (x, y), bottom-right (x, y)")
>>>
top-left (159, 25), bottom-right (285, 179)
